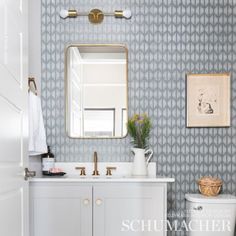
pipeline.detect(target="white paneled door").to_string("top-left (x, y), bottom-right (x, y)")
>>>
top-left (0, 0), bottom-right (29, 236)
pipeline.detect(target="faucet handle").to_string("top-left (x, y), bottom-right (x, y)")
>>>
top-left (106, 167), bottom-right (117, 176)
top-left (92, 151), bottom-right (100, 176)
top-left (75, 166), bottom-right (86, 176)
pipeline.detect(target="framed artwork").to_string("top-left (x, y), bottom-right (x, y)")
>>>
top-left (186, 73), bottom-right (230, 127)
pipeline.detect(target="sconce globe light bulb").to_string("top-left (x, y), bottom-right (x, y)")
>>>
top-left (123, 9), bottom-right (132, 19)
top-left (59, 9), bottom-right (69, 19)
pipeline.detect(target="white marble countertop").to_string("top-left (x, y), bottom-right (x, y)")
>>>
top-left (30, 175), bottom-right (175, 183)
top-left (29, 162), bottom-right (174, 183)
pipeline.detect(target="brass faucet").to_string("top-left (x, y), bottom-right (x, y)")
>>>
top-left (92, 151), bottom-right (100, 176)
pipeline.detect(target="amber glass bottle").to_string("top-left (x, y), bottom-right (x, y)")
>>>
top-left (41, 146), bottom-right (55, 175)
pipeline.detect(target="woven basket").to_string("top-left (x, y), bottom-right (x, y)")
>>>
top-left (197, 176), bottom-right (222, 196)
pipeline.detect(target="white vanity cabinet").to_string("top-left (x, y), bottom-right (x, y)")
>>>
top-left (30, 184), bottom-right (93, 236)
top-left (30, 181), bottom-right (168, 236)
top-left (93, 183), bottom-right (167, 236)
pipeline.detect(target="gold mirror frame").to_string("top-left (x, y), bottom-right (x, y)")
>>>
top-left (64, 44), bottom-right (129, 139)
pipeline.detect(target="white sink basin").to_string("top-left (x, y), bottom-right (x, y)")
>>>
top-left (55, 162), bottom-right (157, 177)
top-left (29, 162), bottom-right (175, 183)
top-left (60, 174), bottom-right (175, 182)
top-left (66, 174), bottom-right (125, 179)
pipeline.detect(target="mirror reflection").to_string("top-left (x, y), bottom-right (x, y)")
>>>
top-left (65, 44), bottom-right (128, 138)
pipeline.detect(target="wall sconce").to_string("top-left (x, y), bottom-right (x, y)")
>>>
top-left (59, 8), bottom-right (132, 24)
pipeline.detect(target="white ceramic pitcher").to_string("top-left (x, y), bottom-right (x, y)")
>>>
top-left (131, 148), bottom-right (153, 176)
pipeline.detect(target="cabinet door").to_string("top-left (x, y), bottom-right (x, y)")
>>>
top-left (93, 183), bottom-right (167, 236)
top-left (30, 183), bottom-right (92, 236)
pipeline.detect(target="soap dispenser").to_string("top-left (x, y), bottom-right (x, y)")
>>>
top-left (41, 146), bottom-right (55, 175)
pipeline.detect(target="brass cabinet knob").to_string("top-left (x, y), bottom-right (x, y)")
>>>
top-left (106, 167), bottom-right (117, 176)
top-left (83, 199), bottom-right (90, 205)
top-left (96, 199), bottom-right (103, 206)
top-left (75, 167), bottom-right (86, 176)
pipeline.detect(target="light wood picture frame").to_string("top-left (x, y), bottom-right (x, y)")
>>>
top-left (186, 73), bottom-right (231, 127)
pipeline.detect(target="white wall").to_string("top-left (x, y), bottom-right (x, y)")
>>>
top-left (28, 0), bottom-right (41, 93)
top-left (28, 1), bottom-right (42, 169)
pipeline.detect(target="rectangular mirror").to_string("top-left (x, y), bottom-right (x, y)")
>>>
top-left (65, 44), bottom-right (128, 138)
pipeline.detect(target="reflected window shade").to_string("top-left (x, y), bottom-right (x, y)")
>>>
top-left (84, 109), bottom-right (115, 137)
top-left (84, 131), bottom-right (113, 137)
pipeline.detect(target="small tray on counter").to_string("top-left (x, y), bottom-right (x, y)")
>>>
top-left (43, 172), bottom-right (66, 177)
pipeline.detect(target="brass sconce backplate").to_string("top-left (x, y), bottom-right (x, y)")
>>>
top-left (68, 9), bottom-right (78, 17)
top-left (88, 9), bottom-right (104, 24)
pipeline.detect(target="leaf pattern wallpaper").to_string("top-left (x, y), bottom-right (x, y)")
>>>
top-left (41, 1), bottom-right (236, 235)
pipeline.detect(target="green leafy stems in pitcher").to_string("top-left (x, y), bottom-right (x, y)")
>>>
top-left (127, 113), bottom-right (153, 176)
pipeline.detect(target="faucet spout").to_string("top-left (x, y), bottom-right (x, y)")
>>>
top-left (92, 151), bottom-right (100, 176)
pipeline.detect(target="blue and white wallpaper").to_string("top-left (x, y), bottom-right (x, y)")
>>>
top-left (41, 1), bottom-right (236, 235)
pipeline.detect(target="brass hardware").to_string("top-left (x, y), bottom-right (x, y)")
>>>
top-left (68, 9), bottom-right (78, 17)
top-left (92, 151), bottom-right (100, 176)
top-left (75, 166), bottom-right (86, 176)
top-left (24, 168), bottom-right (36, 181)
top-left (60, 8), bottom-right (131, 22)
top-left (88, 9), bottom-right (104, 24)
top-left (114, 10), bottom-right (123, 18)
top-left (28, 77), bottom-right (38, 95)
top-left (106, 167), bottom-right (117, 176)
